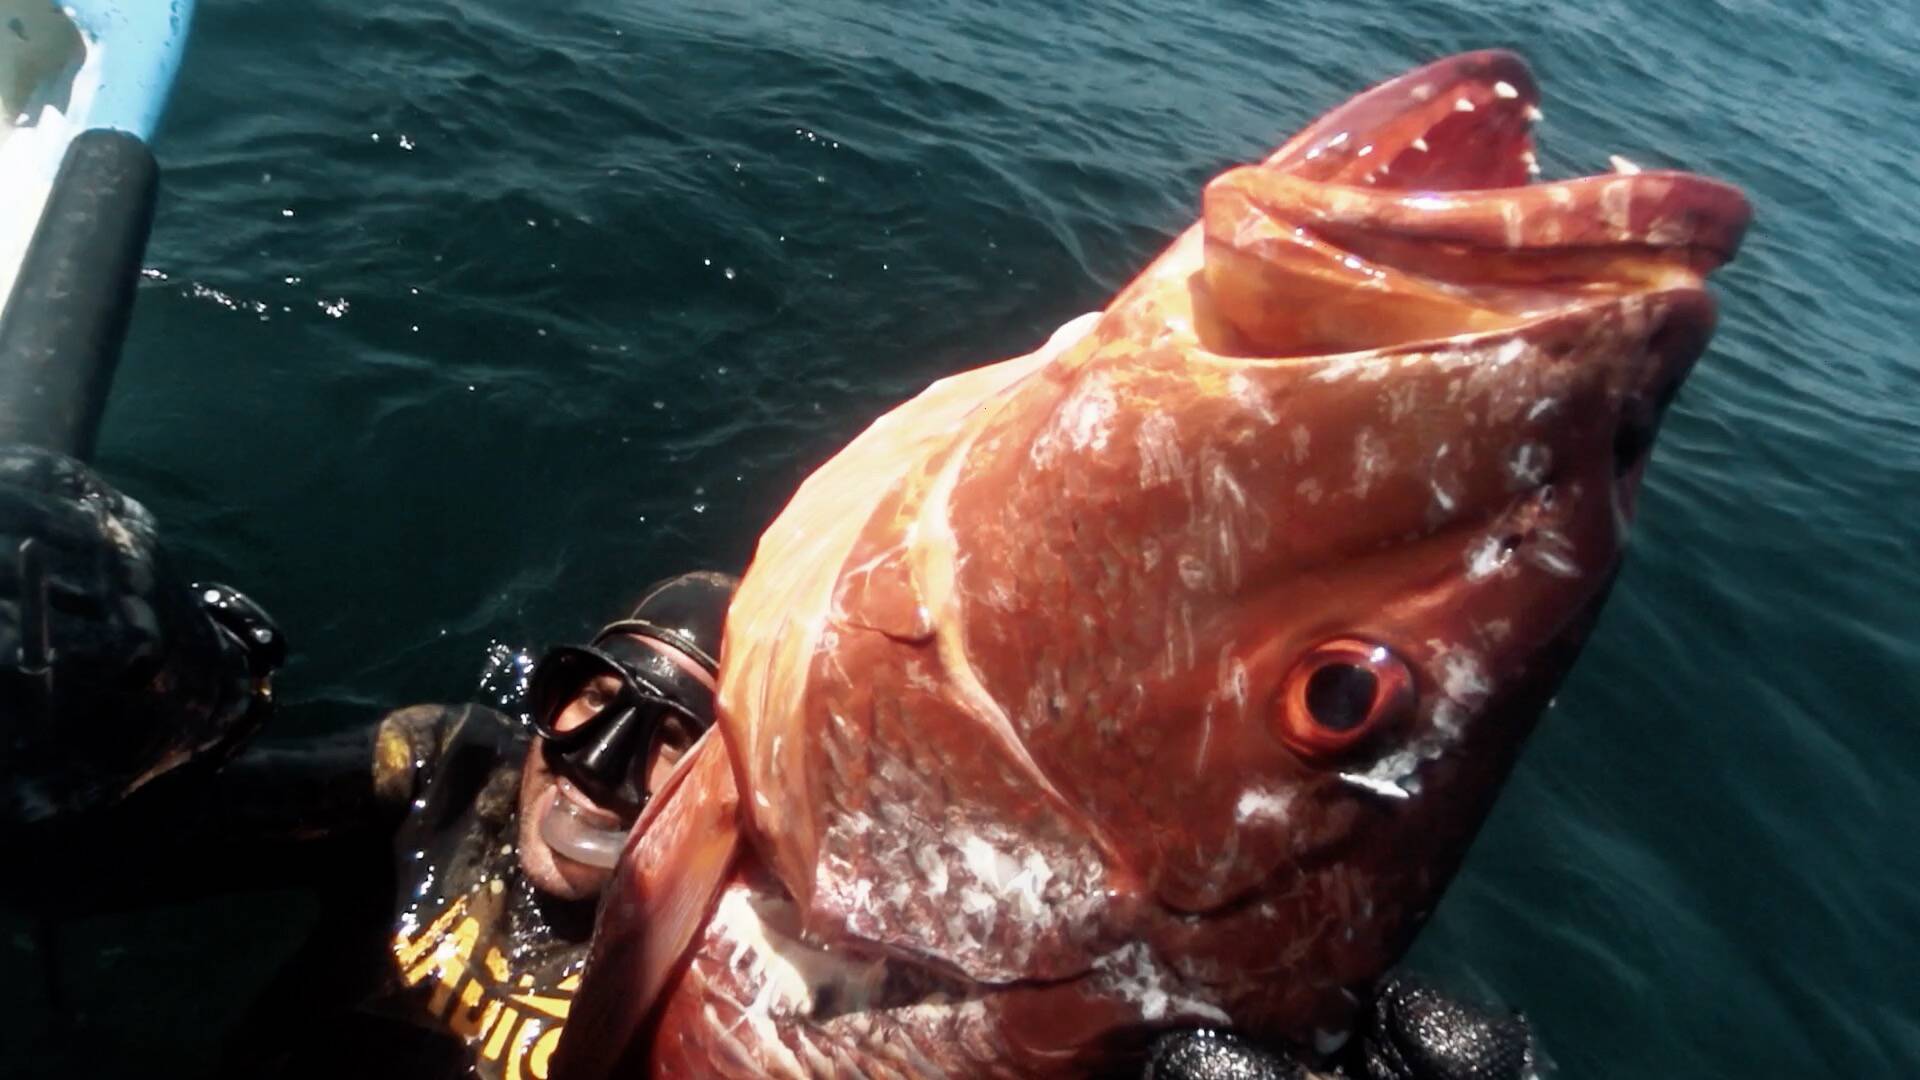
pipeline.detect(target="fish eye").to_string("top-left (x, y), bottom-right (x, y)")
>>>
top-left (1305, 664), bottom-right (1375, 731)
top-left (1275, 638), bottom-right (1415, 759)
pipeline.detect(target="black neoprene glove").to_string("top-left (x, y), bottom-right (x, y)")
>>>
top-left (1350, 976), bottom-right (1538, 1080)
top-left (0, 445), bottom-right (284, 830)
top-left (1143, 974), bottom-right (1540, 1080)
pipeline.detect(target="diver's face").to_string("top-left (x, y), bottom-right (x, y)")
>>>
top-left (515, 635), bottom-right (702, 900)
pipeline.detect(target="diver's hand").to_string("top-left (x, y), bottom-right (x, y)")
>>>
top-left (1143, 1029), bottom-right (1308, 1080)
top-left (1349, 974), bottom-right (1538, 1080)
top-left (0, 445), bottom-right (284, 829)
top-left (1143, 974), bottom-right (1541, 1080)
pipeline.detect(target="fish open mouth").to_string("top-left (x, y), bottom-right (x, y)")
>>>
top-left (1200, 50), bottom-right (1751, 359)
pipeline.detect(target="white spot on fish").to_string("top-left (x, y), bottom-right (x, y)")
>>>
top-left (1091, 943), bottom-right (1230, 1025)
top-left (1428, 443), bottom-right (1459, 515)
top-left (1411, 136), bottom-right (1430, 152)
top-left (712, 890), bottom-right (818, 1014)
top-left (1173, 600), bottom-right (1198, 676)
top-left (1384, 381), bottom-right (1419, 423)
top-left (1431, 700), bottom-right (1469, 739)
top-left (1177, 553), bottom-right (1210, 592)
top-left (1525, 530), bottom-right (1582, 578)
top-left (1136, 412), bottom-right (1186, 489)
top-left (913, 843), bottom-right (950, 897)
top-left (1221, 655), bottom-right (1249, 714)
top-left (1645, 214), bottom-right (1690, 246)
top-left (1234, 787), bottom-right (1293, 825)
top-left (1352, 428), bottom-right (1389, 498)
top-left (977, 835), bottom-right (1062, 928)
top-left (1602, 178), bottom-right (1636, 238)
top-left (1508, 442), bottom-right (1552, 487)
top-left (1338, 772), bottom-right (1411, 800)
top-left (1228, 373), bottom-right (1277, 424)
top-left (1061, 374), bottom-right (1116, 452)
top-left (1291, 424), bottom-right (1311, 462)
top-left (1438, 648), bottom-right (1492, 708)
top-left (1465, 535), bottom-right (1511, 582)
top-left (1312, 352), bottom-right (1388, 382)
top-left (1201, 455), bottom-right (1266, 586)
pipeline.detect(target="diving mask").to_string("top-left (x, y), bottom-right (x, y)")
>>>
top-left (526, 623), bottom-right (717, 821)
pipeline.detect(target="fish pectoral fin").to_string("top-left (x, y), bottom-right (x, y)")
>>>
top-left (552, 732), bottom-right (741, 1080)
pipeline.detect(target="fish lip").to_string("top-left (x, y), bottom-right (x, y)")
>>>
top-left (1198, 52), bottom-right (1751, 359)
top-left (1266, 49), bottom-right (1543, 186)
top-left (1255, 50), bottom-right (1752, 263)
top-left (1290, 171), bottom-right (1753, 269)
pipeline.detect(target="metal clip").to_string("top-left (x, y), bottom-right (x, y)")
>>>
top-left (16, 538), bottom-right (55, 710)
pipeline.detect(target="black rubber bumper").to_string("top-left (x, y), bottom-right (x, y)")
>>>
top-left (0, 128), bottom-right (159, 461)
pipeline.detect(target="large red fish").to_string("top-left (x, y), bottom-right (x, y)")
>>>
top-left (557, 50), bottom-right (1749, 1078)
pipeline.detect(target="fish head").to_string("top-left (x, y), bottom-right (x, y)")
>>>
top-left (942, 49), bottom-right (1749, 994)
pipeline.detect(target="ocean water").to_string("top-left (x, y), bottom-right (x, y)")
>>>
top-left (9, 0), bottom-right (1919, 1075)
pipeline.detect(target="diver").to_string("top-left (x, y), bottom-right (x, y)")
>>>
top-left (0, 443), bottom-right (1541, 1080)
top-left (0, 438), bottom-right (735, 1076)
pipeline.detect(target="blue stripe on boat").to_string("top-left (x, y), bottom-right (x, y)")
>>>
top-left (62, 0), bottom-right (196, 139)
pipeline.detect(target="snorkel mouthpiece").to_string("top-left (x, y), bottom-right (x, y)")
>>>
top-left (539, 794), bottom-right (626, 869)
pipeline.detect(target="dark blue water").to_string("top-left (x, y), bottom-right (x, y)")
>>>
top-left (15, 0), bottom-right (1920, 1075)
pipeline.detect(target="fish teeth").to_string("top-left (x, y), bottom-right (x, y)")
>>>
top-left (1609, 154), bottom-right (1643, 175)
top-left (1525, 104), bottom-right (1545, 123)
top-left (1493, 80), bottom-right (1519, 100)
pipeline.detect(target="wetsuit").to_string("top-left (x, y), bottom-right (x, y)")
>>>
top-left (2, 698), bottom-right (587, 1080)
top-left (372, 703), bottom-right (588, 1080)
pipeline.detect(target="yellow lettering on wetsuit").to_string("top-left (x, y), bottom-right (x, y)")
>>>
top-left (391, 897), bottom-right (582, 1080)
